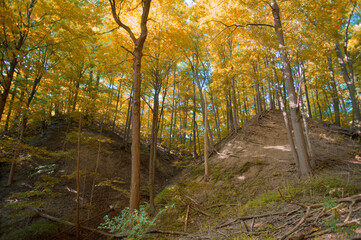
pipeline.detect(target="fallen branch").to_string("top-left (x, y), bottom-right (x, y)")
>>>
top-left (148, 229), bottom-right (189, 236)
top-left (203, 203), bottom-right (238, 210)
top-left (39, 211), bottom-right (190, 238)
top-left (38, 212), bottom-right (124, 238)
top-left (216, 210), bottom-right (291, 229)
top-left (184, 205), bottom-right (190, 232)
top-left (48, 206), bottom-right (114, 239)
top-left (280, 206), bottom-right (312, 240)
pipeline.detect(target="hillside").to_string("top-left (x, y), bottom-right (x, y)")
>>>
top-left (152, 110), bottom-right (361, 240)
top-left (1, 110), bottom-right (361, 240)
top-left (0, 119), bottom-right (181, 240)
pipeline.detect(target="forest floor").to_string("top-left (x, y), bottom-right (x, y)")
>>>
top-left (0, 118), bottom-right (181, 239)
top-left (151, 110), bottom-right (361, 240)
top-left (1, 110), bottom-right (361, 240)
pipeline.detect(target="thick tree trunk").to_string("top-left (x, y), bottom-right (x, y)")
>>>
top-left (129, 48), bottom-right (142, 211)
top-left (271, 0), bottom-right (312, 177)
top-left (110, 0), bottom-right (151, 211)
top-left (0, 58), bottom-right (17, 123)
top-left (272, 58), bottom-right (300, 172)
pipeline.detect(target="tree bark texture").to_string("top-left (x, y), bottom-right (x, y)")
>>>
top-left (271, 0), bottom-right (312, 177)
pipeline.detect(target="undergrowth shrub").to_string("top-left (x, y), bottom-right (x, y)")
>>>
top-left (5, 220), bottom-right (59, 240)
top-left (98, 204), bottom-right (170, 240)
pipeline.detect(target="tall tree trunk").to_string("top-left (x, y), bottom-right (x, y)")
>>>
top-left (335, 43), bottom-right (360, 127)
top-left (327, 55), bottom-right (340, 126)
top-left (271, 0), bottom-right (312, 177)
top-left (210, 92), bottom-right (221, 142)
top-left (300, 62), bottom-right (313, 119)
top-left (203, 90), bottom-right (209, 181)
top-left (76, 114), bottom-right (82, 240)
top-left (168, 83), bottom-right (176, 151)
top-left (231, 76), bottom-right (239, 131)
top-left (253, 64), bottom-right (263, 114)
top-left (112, 80), bottom-right (122, 131)
top-left (192, 80), bottom-right (198, 158)
top-left (110, 0), bottom-right (152, 211)
top-left (124, 89), bottom-right (133, 146)
top-left (272, 57), bottom-right (300, 172)
top-left (3, 83), bottom-right (17, 132)
top-left (8, 75), bottom-right (42, 185)
top-left (0, 58), bottom-right (18, 123)
top-left (315, 82), bottom-right (322, 120)
top-left (149, 86), bottom-right (159, 215)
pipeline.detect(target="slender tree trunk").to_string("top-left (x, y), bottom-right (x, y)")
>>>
top-left (267, 77), bottom-right (275, 110)
top-left (192, 80), bottom-right (198, 158)
top-left (124, 90), bottom-right (133, 146)
top-left (315, 83), bottom-right (322, 120)
top-left (253, 64), bottom-right (263, 114)
top-left (8, 76), bottom-right (42, 185)
top-left (149, 86), bottom-right (159, 215)
top-left (203, 90), bottom-right (209, 181)
top-left (300, 62), bottom-right (313, 119)
top-left (335, 43), bottom-right (360, 127)
top-left (327, 55), bottom-right (340, 126)
top-left (112, 81), bottom-right (122, 131)
top-left (231, 76), bottom-right (239, 131)
top-left (88, 125), bottom-right (102, 220)
top-left (168, 84), bottom-right (176, 151)
top-left (271, 0), bottom-right (312, 177)
top-left (210, 92), bottom-right (221, 142)
top-left (76, 114), bottom-right (82, 240)
top-left (4, 84), bottom-right (17, 132)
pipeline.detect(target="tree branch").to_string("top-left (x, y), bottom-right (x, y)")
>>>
top-left (108, 0), bottom-right (136, 42)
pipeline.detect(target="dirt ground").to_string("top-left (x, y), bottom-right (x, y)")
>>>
top-left (153, 109), bottom-right (361, 239)
top-left (0, 119), bottom-right (181, 239)
top-left (1, 110), bottom-right (361, 239)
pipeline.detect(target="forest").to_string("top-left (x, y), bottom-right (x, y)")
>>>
top-left (1, 0), bottom-right (361, 239)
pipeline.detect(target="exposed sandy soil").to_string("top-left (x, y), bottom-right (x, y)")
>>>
top-left (1, 110), bottom-right (361, 240)
top-left (152, 110), bottom-right (361, 240)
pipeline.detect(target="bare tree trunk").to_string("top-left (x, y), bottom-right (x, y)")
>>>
top-left (300, 62), bottom-right (313, 119)
top-left (3, 83), bottom-right (17, 132)
top-left (192, 80), bottom-right (198, 158)
top-left (231, 76), bottom-right (239, 131)
top-left (149, 86), bottom-right (159, 215)
top-left (76, 114), bottom-right (82, 240)
top-left (8, 75), bottom-right (42, 185)
top-left (272, 58), bottom-right (300, 172)
top-left (335, 43), bottom-right (360, 127)
top-left (203, 90), bottom-right (209, 181)
top-left (112, 80), bottom-right (122, 131)
top-left (271, 0), bottom-right (312, 177)
top-left (253, 64), bottom-right (263, 114)
top-left (210, 92), bottom-right (221, 142)
top-left (168, 84), bottom-right (176, 151)
top-left (124, 89), bottom-right (133, 146)
top-left (315, 82), bottom-right (322, 120)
